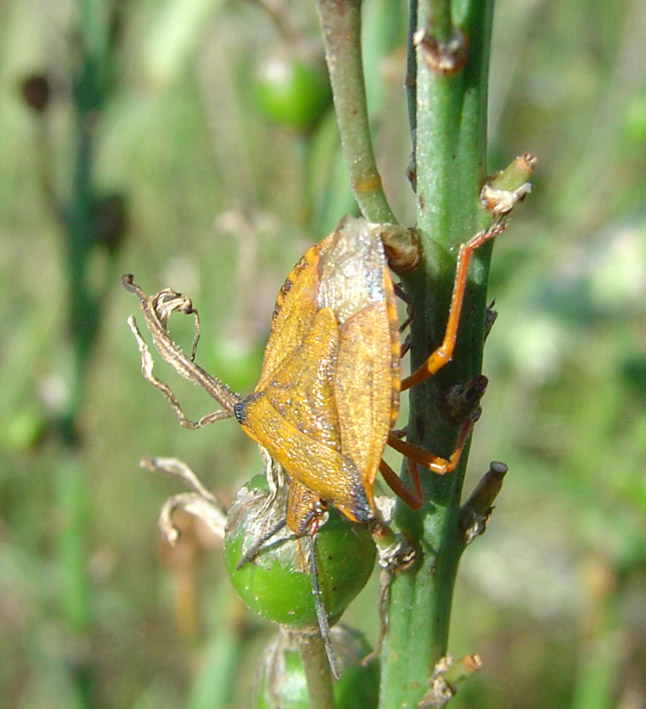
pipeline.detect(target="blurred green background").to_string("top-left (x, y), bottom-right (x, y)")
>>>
top-left (1, 0), bottom-right (645, 707)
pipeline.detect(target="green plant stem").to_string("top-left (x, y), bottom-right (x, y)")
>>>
top-left (315, 0), bottom-right (396, 223)
top-left (53, 2), bottom-right (119, 705)
top-left (187, 587), bottom-right (243, 709)
top-left (296, 631), bottom-right (336, 709)
top-left (55, 102), bottom-right (96, 709)
top-left (55, 456), bottom-right (92, 708)
top-left (422, 0), bottom-right (453, 41)
top-left (405, 0), bottom-right (418, 138)
top-left (570, 553), bottom-right (622, 709)
top-left (379, 0), bottom-right (495, 705)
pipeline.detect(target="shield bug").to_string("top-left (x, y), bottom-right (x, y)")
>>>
top-left (228, 216), bottom-right (503, 535)
top-left (123, 215), bottom-right (505, 675)
top-left (123, 216), bottom-right (503, 535)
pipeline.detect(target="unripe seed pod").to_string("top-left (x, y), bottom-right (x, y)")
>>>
top-left (252, 47), bottom-right (332, 131)
top-left (224, 475), bottom-right (376, 629)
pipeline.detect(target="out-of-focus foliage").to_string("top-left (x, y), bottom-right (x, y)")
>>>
top-left (0, 0), bottom-right (644, 707)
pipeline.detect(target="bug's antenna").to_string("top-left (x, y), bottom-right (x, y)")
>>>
top-left (306, 534), bottom-right (340, 679)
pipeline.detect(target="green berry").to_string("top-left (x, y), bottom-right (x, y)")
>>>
top-left (252, 51), bottom-right (332, 131)
top-left (224, 476), bottom-right (376, 628)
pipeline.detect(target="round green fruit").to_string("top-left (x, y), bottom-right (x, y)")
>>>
top-left (252, 50), bottom-right (332, 131)
top-left (224, 476), bottom-right (376, 628)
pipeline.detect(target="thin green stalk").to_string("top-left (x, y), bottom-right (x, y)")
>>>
top-left (55, 456), bottom-right (92, 707)
top-left (380, 0), bottom-right (495, 704)
top-left (52, 1), bottom-right (123, 704)
top-left (315, 0), bottom-right (396, 223)
top-left (570, 562), bottom-right (622, 709)
top-left (422, 0), bottom-right (453, 42)
top-left (54, 82), bottom-right (102, 707)
top-left (186, 586), bottom-right (243, 709)
top-left (296, 631), bottom-right (336, 709)
top-left (405, 0), bottom-right (418, 138)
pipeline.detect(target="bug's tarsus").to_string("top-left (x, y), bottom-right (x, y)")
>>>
top-left (387, 415), bottom-right (475, 475)
top-left (379, 407), bottom-right (478, 507)
top-left (400, 332), bottom-right (412, 358)
top-left (394, 281), bottom-right (414, 334)
top-left (484, 299), bottom-right (498, 341)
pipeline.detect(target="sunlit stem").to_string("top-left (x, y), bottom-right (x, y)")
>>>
top-left (315, 0), bottom-right (396, 223)
top-left (379, 0), bottom-right (496, 704)
top-left (294, 629), bottom-right (336, 709)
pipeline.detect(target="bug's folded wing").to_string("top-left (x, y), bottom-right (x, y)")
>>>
top-left (255, 241), bottom-right (323, 391)
top-left (334, 302), bottom-right (398, 494)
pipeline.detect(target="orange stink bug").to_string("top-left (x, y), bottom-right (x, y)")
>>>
top-left (123, 215), bottom-right (505, 676)
top-left (123, 215), bottom-right (503, 537)
top-left (231, 215), bottom-right (502, 535)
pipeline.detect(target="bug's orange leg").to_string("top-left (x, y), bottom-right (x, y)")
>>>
top-left (379, 458), bottom-right (424, 510)
top-left (380, 417), bottom-right (474, 508)
top-left (400, 222), bottom-right (507, 392)
top-left (386, 417), bottom-right (475, 475)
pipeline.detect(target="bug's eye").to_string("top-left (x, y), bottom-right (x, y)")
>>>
top-left (233, 402), bottom-right (246, 424)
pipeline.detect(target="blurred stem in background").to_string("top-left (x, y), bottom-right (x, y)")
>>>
top-left (571, 554), bottom-right (622, 709)
top-left (22, 1), bottom-right (127, 704)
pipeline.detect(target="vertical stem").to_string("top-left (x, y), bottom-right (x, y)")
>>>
top-left (315, 0), bottom-right (396, 223)
top-left (54, 1), bottom-right (117, 704)
top-left (55, 456), bottom-right (92, 707)
top-left (405, 0), bottom-right (418, 139)
top-left (296, 631), bottom-right (336, 709)
top-left (570, 556), bottom-right (622, 709)
top-left (423, 0), bottom-right (453, 41)
top-left (379, 0), bottom-right (495, 704)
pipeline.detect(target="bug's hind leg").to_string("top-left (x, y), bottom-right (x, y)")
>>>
top-left (378, 414), bottom-right (476, 511)
top-left (387, 416), bottom-right (475, 476)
